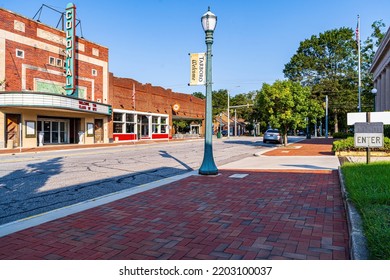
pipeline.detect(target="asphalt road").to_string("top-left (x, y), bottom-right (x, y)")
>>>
top-left (0, 136), bottom-right (302, 225)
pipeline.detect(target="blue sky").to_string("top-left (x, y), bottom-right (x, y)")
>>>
top-left (2, 0), bottom-right (390, 96)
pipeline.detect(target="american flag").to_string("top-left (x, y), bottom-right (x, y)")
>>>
top-left (132, 82), bottom-right (136, 110)
top-left (355, 15), bottom-right (360, 43)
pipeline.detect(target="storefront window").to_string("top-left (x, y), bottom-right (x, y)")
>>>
top-left (152, 116), bottom-right (159, 133)
top-left (126, 114), bottom-right (134, 122)
top-left (113, 122), bottom-right (123, 133)
top-left (126, 123), bottom-right (134, 133)
top-left (113, 113), bottom-right (123, 122)
top-left (161, 117), bottom-right (168, 133)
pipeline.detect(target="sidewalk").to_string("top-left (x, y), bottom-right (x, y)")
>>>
top-left (0, 138), bottom-right (349, 260)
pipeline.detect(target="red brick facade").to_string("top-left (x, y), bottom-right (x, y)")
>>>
top-left (109, 74), bottom-right (205, 139)
top-left (0, 8), bottom-right (108, 102)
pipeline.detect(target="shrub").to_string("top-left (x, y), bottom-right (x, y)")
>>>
top-left (332, 132), bottom-right (354, 139)
top-left (332, 136), bottom-right (390, 152)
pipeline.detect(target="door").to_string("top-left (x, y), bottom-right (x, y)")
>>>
top-left (37, 119), bottom-right (69, 144)
top-left (6, 114), bottom-right (20, 148)
top-left (94, 119), bottom-right (104, 143)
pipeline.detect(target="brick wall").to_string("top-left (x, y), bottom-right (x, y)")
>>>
top-left (108, 73), bottom-right (205, 137)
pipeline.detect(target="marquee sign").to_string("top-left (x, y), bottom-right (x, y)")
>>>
top-left (65, 3), bottom-right (76, 95)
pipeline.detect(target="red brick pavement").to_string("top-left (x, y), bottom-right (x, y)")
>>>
top-left (264, 138), bottom-right (335, 156)
top-left (0, 168), bottom-right (349, 260)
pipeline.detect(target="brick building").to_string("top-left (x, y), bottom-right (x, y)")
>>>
top-left (109, 75), bottom-right (204, 141)
top-left (0, 6), bottom-right (111, 148)
top-left (0, 5), bottom-right (205, 149)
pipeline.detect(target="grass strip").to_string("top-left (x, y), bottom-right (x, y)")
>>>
top-left (341, 162), bottom-right (390, 260)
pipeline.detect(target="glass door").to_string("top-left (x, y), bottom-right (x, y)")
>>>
top-left (38, 119), bottom-right (69, 144)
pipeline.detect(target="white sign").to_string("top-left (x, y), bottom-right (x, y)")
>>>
top-left (348, 112), bottom-right (390, 125)
top-left (189, 53), bottom-right (206, 86)
top-left (354, 133), bottom-right (383, 147)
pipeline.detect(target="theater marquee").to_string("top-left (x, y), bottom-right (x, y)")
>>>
top-left (65, 3), bottom-right (76, 95)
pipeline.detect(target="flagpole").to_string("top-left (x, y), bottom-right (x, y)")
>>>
top-left (357, 15), bottom-right (361, 112)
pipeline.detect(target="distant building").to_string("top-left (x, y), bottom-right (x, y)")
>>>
top-left (0, 5), bottom-right (205, 149)
top-left (370, 27), bottom-right (390, 111)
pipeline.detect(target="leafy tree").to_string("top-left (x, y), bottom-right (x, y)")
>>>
top-left (212, 89), bottom-right (228, 116)
top-left (192, 92), bottom-right (205, 99)
top-left (360, 20), bottom-right (386, 112)
top-left (284, 27), bottom-right (357, 133)
top-left (284, 23), bottom-right (386, 133)
top-left (230, 92), bottom-right (255, 121)
top-left (255, 80), bottom-right (319, 145)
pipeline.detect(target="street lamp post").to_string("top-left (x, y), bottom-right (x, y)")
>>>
top-left (372, 88), bottom-right (377, 112)
top-left (199, 7), bottom-right (218, 175)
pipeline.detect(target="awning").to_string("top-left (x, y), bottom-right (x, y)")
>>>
top-left (0, 92), bottom-right (112, 116)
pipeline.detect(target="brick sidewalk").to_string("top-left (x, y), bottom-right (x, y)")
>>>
top-left (264, 138), bottom-right (335, 156)
top-left (0, 168), bottom-right (349, 260)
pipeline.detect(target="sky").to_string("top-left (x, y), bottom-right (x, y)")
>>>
top-left (2, 0), bottom-right (390, 96)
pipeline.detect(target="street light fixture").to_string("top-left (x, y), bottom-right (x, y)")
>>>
top-left (199, 7), bottom-right (218, 175)
top-left (371, 88), bottom-right (377, 112)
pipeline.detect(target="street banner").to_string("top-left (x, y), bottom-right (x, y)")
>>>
top-left (189, 53), bottom-right (206, 86)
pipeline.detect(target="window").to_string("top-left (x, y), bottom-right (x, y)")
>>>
top-left (113, 112), bottom-right (123, 122)
top-left (126, 114), bottom-right (134, 122)
top-left (113, 123), bottom-right (123, 133)
top-left (16, 49), bottom-right (24, 58)
top-left (161, 117), bottom-right (168, 133)
top-left (114, 112), bottom-right (136, 134)
top-left (152, 116), bottom-right (160, 133)
top-left (113, 112), bottom-right (124, 133)
top-left (49, 57), bottom-right (63, 68)
top-left (125, 113), bottom-right (135, 133)
top-left (56, 58), bottom-right (63, 67)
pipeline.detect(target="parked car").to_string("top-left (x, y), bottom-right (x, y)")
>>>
top-left (263, 129), bottom-right (282, 144)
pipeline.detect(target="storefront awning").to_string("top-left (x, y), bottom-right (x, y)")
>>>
top-left (0, 92), bottom-right (112, 116)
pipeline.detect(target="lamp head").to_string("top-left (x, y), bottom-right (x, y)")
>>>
top-left (371, 88), bottom-right (377, 95)
top-left (201, 7), bottom-right (217, 32)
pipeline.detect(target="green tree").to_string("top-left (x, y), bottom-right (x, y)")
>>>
top-left (284, 23), bottom-right (386, 133)
top-left (255, 80), bottom-right (318, 145)
top-left (284, 27), bottom-right (357, 133)
top-left (212, 89), bottom-right (228, 116)
top-left (192, 92), bottom-right (205, 99)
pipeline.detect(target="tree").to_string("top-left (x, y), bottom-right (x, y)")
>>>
top-left (284, 23), bottom-right (387, 133)
top-left (255, 80), bottom-right (320, 145)
top-left (284, 27), bottom-right (357, 133)
top-left (212, 89), bottom-right (228, 116)
top-left (192, 92), bottom-right (205, 100)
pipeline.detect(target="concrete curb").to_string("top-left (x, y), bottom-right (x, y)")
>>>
top-left (338, 166), bottom-right (369, 259)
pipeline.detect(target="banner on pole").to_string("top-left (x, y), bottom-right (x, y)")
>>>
top-left (189, 53), bottom-right (206, 86)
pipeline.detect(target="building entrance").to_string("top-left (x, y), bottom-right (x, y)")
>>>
top-left (6, 114), bottom-right (20, 148)
top-left (37, 119), bottom-right (69, 144)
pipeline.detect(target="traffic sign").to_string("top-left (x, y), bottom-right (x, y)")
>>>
top-left (354, 122), bottom-right (383, 148)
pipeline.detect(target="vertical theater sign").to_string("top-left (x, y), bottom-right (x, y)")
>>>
top-left (65, 3), bottom-right (76, 95)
